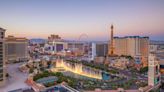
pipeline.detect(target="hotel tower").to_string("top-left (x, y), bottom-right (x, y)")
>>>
top-left (0, 27), bottom-right (6, 86)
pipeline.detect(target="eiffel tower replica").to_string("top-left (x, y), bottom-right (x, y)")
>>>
top-left (104, 24), bottom-right (117, 65)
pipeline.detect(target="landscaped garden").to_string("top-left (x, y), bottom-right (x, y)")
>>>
top-left (33, 70), bottom-right (140, 90)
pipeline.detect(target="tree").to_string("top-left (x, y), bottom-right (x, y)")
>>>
top-left (29, 68), bottom-right (34, 73)
top-left (139, 66), bottom-right (148, 73)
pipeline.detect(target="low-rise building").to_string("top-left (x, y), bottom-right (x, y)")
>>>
top-left (40, 84), bottom-right (79, 92)
top-left (109, 57), bottom-right (131, 70)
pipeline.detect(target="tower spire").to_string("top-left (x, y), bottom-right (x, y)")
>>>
top-left (105, 24), bottom-right (114, 65)
top-left (109, 24), bottom-right (114, 55)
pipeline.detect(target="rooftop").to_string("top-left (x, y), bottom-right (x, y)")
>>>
top-left (8, 88), bottom-right (34, 92)
top-left (36, 76), bottom-right (58, 84)
top-left (40, 84), bottom-right (79, 92)
top-left (5, 35), bottom-right (28, 42)
top-left (114, 36), bottom-right (149, 39)
top-left (0, 27), bottom-right (6, 31)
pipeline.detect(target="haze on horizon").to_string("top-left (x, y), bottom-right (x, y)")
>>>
top-left (0, 0), bottom-right (164, 41)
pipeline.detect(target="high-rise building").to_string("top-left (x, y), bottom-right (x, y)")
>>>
top-left (113, 36), bottom-right (149, 66)
top-left (96, 43), bottom-right (108, 57)
top-left (0, 27), bottom-right (5, 86)
top-left (139, 53), bottom-right (161, 92)
top-left (148, 53), bottom-right (161, 87)
top-left (90, 43), bottom-right (96, 60)
top-left (90, 42), bottom-right (108, 61)
top-left (67, 41), bottom-right (87, 56)
top-left (113, 37), bottom-right (127, 55)
top-left (44, 34), bottom-right (67, 54)
top-left (5, 35), bottom-right (29, 63)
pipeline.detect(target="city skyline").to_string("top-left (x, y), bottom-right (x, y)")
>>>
top-left (0, 0), bottom-right (164, 41)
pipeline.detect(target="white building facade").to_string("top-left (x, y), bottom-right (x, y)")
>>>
top-left (44, 35), bottom-right (67, 54)
top-left (148, 53), bottom-right (161, 86)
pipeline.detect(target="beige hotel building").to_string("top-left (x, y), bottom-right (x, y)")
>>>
top-left (5, 35), bottom-right (29, 63)
top-left (113, 36), bottom-right (149, 67)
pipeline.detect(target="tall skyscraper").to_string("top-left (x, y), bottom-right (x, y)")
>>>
top-left (0, 27), bottom-right (6, 86)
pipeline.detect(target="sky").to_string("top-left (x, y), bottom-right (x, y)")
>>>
top-left (0, 0), bottom-right (164, 41)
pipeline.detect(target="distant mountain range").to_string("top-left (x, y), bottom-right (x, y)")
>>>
top-left (150, 40), bottom-right (164, 45)
top-left (29, 38), bottom-right (47, 44)
top-left (29, 39), bottom-right (164, 45)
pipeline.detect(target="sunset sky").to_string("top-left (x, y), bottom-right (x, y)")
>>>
top-left (0, 0), bottom-right (164, 41)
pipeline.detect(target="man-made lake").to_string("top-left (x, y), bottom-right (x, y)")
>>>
top-left (53, 59), bottom-right (112, 80)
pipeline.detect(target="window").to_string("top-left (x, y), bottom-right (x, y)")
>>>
top-left (0, 64), bottom-right (2, 67)
top-left (1, 32), bottom-right (3, 36)
top-left (1, 32), bottom-right (4, 39)
top-left (0, 73), bottom-right (3, 78)
top-left (0, 69), bottom-right (3, 73)
top-left (0, 78), bottom-right (3, 81)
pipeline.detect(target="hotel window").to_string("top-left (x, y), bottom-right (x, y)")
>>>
top-left (0, 62), bottom-right (2, 65)
top-left (0, 64), bottom-right (2, 67)
top-left (1, 32), bottom-right (3, 39)
top-left (0, 51), bottom-right (2, 55)
top-left (0, 69), bottom-right (3, 73)
top-left (0, 74), bottom-right (3, 78)
top-left (53, 46), bottom-right (55, 51)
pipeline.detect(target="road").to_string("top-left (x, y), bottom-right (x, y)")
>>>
top-left (0, 63), bottom-right (30, 92)
top-left (118, 68), bottom-right (147, 81)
